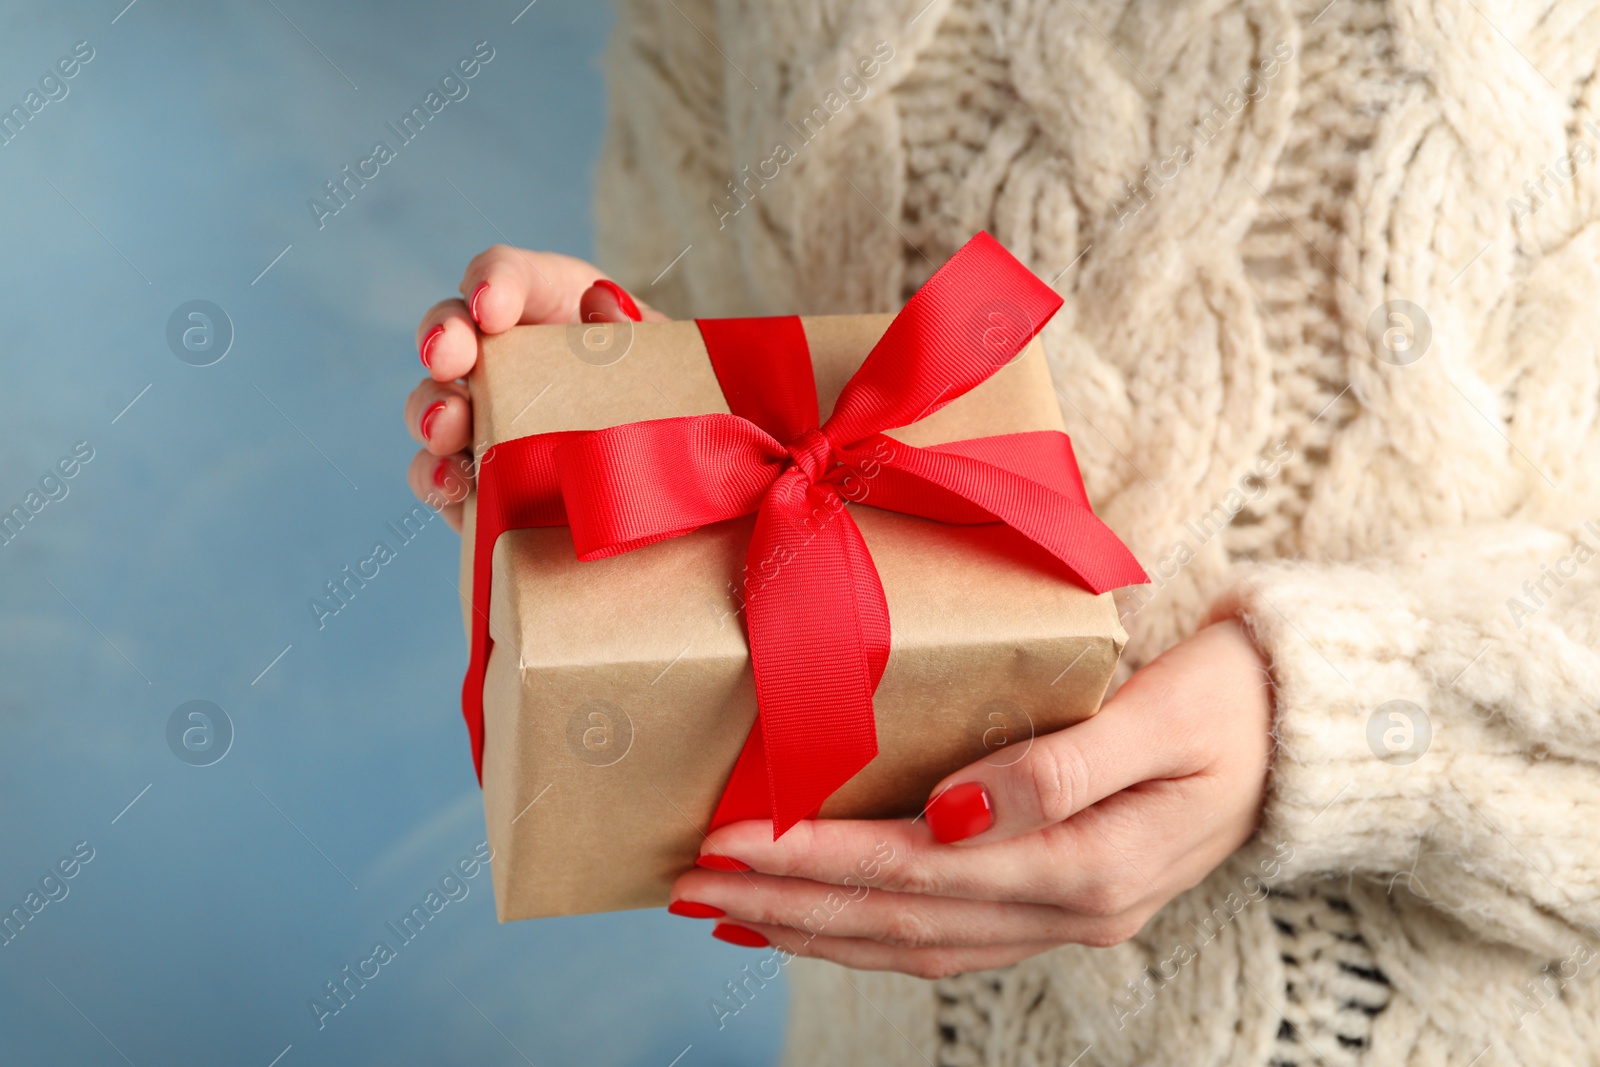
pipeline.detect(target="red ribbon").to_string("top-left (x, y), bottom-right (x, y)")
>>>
top-left (462, 233), bottom-right (1148, 836)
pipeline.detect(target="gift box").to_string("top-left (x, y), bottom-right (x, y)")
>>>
top-left (459, 234), bottom-right (1147, 920)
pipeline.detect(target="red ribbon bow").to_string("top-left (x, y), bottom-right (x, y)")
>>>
top-left (463, 233), bottom-right (1147, 836)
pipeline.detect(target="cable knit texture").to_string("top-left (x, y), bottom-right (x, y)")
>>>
top-left (596, 0), bottom-right (1600, 1063)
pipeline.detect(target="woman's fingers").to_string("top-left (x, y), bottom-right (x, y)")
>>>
top-left (401, 376), bottom-right (471, 533)
top-left (403, 447), bottom-right (473, 506)
top-left (404, 249), bottom-right (668, 540)
top-left (459, 246), bottom-right (612, 333)
top-left (419, 252), bottom-right (664, 384)
top-left (404, 448), bottom-right (473, 532)
top-left (697, 800), bottom-right (1180, 912)
top-left (404, 378), bottom-right (472, 456)
top-left (416, 299), bottom-right (477, 383)
top-left (706, 921), bottom-right (1061, 980)
top-left (673, 624), bottom-right (1275, 973)
top-left (419, 251), bottom-right (605, 382)
top-left (670, 869), bottom-right (1145, 949)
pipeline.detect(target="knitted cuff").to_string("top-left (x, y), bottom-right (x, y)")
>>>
top-left (1226, 561), bottom-right (1439, 880)
top-left (1221, 543), bottom-right (1600, 953)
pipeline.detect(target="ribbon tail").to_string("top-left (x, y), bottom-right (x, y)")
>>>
top-left (845, 431), bottom-right (1092, 524)
top-left (710, 480), bottom-right (890, 835)
top-left (871, 440), bottom-right (1149, 594)
top-left (707, 725), bottom-right (772, 830)
top-left (724, 472), bottom-right (884, 836)
top-left (921, 432), bottom-right (1091, 508)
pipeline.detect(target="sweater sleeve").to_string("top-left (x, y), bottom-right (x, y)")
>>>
top-left (1230, 519), bottom-right (1600, 955)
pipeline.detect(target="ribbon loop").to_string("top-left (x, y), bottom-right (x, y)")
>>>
top-left (553, 413), bottom-right (787, 560)
top-left (821, 232), bottom-right (1066, 447)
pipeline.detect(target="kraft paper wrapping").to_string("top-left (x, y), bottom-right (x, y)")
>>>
top-left (461, 314), bottom-right (1126, 920)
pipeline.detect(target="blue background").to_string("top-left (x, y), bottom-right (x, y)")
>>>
top-left (0, 2), bottom-right (786, 1064)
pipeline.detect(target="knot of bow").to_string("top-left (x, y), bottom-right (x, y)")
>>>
top-left (784, 429), bottom-right (837, 485)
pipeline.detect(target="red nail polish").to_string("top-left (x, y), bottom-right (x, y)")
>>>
top-left (420, 400), bottom-right (446, 441)
top-left (469, 282), bottom-right (489, 325)
top-left (430, 458), bottom-right (451, 489)
top-left (712, 923), bottom-right (769, 948)
top-left (420, 324), bottom-right (444, 368)
top-left (667, 900), bottom-right (726, 919)
top-left (695, 854), bottom-right (752, 873)
top-left (925, 781), bottom-right (994, 844)
top-left (591, 279), bottom-right (642, 322)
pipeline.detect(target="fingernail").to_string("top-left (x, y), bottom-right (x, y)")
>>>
top-left (430, 457), bottom-right (452, 489)
top-left (667, 900), bottom-right (726, 919)
top-left (469, 282), bottom-right (489, 325)
top-left (711, 923), bottom-right (769, 948)
top-left (420, 400), bottom-right (446, 442)
top-left (591, 279), bottom-right (642, 321)
top-left (925, 781), bottom-right (994, 844)
top-left (695, 854), bottom-right (752, 872)
top-left (420, 324), bottom-right (444, 368)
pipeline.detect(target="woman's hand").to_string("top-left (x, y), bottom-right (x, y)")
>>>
top-left (402, 245), bottom-right (666, 530)
top-left (669, 618), bottom-right (1275, 978)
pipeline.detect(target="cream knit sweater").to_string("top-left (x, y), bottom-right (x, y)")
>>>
top-left (595, 1), bottom-right (1600, 1064)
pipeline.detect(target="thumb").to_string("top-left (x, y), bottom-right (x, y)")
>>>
top-left (921, 693), bottom-right (1190, 845)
